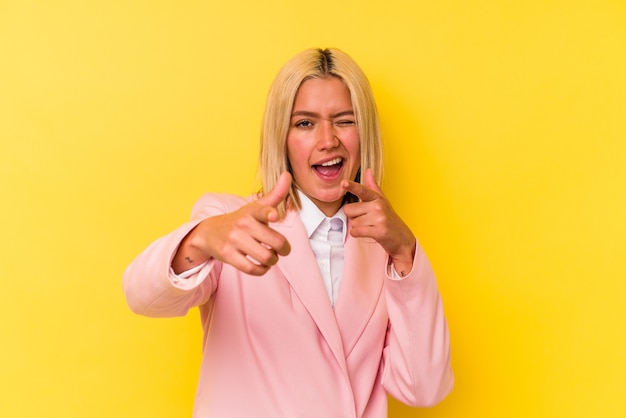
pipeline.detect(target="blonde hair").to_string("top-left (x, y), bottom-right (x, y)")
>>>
top-left (258, 48), bottom-right (383, 216)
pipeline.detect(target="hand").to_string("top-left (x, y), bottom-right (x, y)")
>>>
top-left (342, 168), bottom-right (416, 276)
top-left (174, 172), bottom-right (292, 276)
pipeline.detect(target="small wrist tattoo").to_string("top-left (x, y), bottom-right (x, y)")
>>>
top-left (185, 256), bottom-right (194, 264)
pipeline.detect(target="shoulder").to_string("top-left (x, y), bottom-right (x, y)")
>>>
top-left (190, 192), bottom-right (257, 220)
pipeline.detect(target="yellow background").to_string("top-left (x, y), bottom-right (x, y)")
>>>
top-left (1, 0), bottom-right (625, 417)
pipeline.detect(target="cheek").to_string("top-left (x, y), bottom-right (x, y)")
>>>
top-left (350, 137), bottom-right (361, 179)
top-left (286, 141), bottom-right (306, 173)
top-left (348, 134), bottom-right (361, 163)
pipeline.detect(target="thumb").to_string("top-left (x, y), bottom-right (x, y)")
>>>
top-left (258, 171), bottom-right (292, 209)
top-left (364, 168), bottom-right (383, 195)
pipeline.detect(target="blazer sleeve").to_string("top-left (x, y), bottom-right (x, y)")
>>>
top-left (380, 242), bottom-right (454, 406)
top-left (121, 193), bottom-right (246, 318)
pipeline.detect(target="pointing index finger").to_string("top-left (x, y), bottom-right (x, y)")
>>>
top-left (341, 179), bottom-right (379, 202)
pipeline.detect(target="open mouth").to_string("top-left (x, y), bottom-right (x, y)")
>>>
top-left (313, 157), bottom-right (344, 178)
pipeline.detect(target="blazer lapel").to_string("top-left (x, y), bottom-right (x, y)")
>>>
top-left (271, 211), bottom-right (348, 375)
top-left (334, 233), bottom-right (386, 357)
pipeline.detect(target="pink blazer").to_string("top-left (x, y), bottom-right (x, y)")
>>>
top-left (123, 193), bottom-right (453, 418)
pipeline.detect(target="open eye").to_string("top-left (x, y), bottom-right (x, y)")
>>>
top-left (295, 120), bottom-right (314, 128)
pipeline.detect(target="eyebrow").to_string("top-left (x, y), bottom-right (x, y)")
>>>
top-left (291, 110), bottom-right (355, 119)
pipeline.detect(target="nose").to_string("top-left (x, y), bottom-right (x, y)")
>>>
top-left (317, 120), bottom-right (340, 150)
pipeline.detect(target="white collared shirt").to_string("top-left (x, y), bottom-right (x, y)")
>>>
top-left (297, 191), bottom-right (346, 308)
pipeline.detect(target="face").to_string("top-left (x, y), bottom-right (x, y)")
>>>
top-left (287, 76), bottom-right (361, 216)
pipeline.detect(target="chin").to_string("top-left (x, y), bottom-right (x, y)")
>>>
top-left (317, 194), bottom-right (346, 206)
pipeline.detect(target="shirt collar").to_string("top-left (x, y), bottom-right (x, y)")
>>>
top-left (297, 190), bottom-right (347, 242)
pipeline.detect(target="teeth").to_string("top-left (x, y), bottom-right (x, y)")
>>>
top-left (321, 157), bottom-right (342, 166)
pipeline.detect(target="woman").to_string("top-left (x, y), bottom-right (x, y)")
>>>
top-left (123, 47), bottom-right (453, 417)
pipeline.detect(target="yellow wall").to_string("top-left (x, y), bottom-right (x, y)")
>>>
top-left (1, 1), bottom-right (625, 417)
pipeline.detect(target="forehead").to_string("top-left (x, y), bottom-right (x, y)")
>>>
top-left (293, 77), bottom-right (352, 110)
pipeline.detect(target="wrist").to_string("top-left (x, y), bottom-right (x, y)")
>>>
top-left (172, 222), bottom-right (211, 274)
top-left (389, 239), bottom-right (416, 277)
